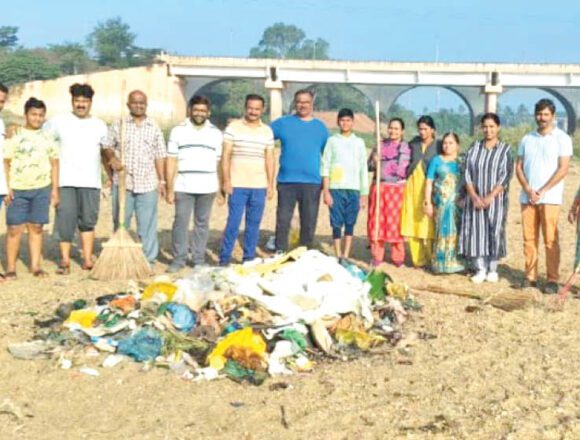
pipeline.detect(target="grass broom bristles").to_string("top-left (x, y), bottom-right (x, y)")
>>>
top-left (482, 291), bottom-right (537, 311)
top-left (90, 85), bottom-right (152, 282)
top-left (414, 284), bottom-right (537, 312)
top-left (90, 228), bottom-right (152, 281)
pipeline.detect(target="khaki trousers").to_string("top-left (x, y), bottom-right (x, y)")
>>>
top-left (521, 204), bottom-right (561, 282)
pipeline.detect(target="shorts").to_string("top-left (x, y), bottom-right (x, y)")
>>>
top-left (56, 187), bottom-right (101, 242)
top-left (6, 186), bottom-right (51, 225)
top-left (329, 189), bottom-right (360, 238)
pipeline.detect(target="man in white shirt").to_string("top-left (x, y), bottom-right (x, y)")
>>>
top-left (516, 98), bottom-right (573, 294)
top-left (166, 95), bottom-right (223, 272)
top-left (44, 83), bottom-right (108, 274)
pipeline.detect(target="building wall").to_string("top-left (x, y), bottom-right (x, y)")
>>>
top-left (5, 63), bottom-right (187, 125)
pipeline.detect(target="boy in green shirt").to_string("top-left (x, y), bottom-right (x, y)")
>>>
top-left (321, 108), bottom-right (369, 262)
top-left (4, 98), bottom-right (59, 279)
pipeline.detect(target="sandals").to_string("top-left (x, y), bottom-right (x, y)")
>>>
top-left (81, 263), bottom-right (94, 271)
top-left (5, 272), bottom-right (17, 281)
top-left (32, 269), bottom-right (48, 278)
top-left (56, 264), bottom-right (71, 275)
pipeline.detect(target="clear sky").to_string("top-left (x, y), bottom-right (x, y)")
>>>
top-left (4, 0), bottom-right (578, 111)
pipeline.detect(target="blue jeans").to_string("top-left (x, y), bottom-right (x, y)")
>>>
top-left (219, 188), bottom-right (266, 264)
top-left (112, 186), bottom-right (159, 264)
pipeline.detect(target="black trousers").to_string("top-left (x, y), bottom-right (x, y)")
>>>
top-left (275, 183), bottom-right (321, 252)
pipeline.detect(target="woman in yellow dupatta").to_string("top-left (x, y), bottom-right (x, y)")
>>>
top-left (401, 116), bottom-right (441, 267)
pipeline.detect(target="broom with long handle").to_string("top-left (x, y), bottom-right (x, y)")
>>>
top-left (90, 85), bottom-right (152, 281)
top-left (373, 100), bottom-right (381, 244)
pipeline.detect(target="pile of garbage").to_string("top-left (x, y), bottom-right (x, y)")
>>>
top-left (8, 248), bottom-right (421, 385)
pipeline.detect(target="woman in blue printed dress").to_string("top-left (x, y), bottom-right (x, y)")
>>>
top-left (423, 132), bottom-right (464, 273)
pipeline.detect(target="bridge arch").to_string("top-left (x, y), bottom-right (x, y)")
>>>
top-left (283, 83), bottom-right (375, 117)
top-left (187, 77), bottom-right (267, 128)
top-left (387, 86), bottom-right (476, 135)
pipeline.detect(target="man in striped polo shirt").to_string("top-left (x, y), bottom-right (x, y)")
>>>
top-left (219, 94), bottom-right (274, 265)
top-left (166, 95), bottom-right (223, 272)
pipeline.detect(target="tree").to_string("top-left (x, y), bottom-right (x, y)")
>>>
top-left (128, 46), bottom-right (163, 66)
top-left (0, 26), bottom-right (18, 50)
top-left (47, 43), bottom-right (95, 75)
top-left (310, 84), bottom-right (373, 114)
top-left (86, 17), bottom-right (136, 67)
top-left (198, 80), bottom-right (268, 128)
top-left (0, 49), bottom-right (60, 85)
top-left (249, 23), bottom-right (329, 59)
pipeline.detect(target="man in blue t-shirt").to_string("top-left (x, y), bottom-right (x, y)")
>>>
top-left (271, 89), bottom-right (329, 251)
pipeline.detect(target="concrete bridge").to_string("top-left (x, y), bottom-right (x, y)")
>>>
top-left (164, 55), bottom-right (580, 133)
top-left (7, 56), bottom-right (580, 133)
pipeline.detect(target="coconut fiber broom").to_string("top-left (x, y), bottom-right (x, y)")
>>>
top-left (90, 92), bottom-right (152, 281)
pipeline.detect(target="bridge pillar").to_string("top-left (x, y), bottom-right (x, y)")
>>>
top-left (484, 83), bottom-right (503, 114)
top-left (265, 79), bottom-right (284, 121)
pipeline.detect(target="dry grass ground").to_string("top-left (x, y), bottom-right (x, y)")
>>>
top-left (1, 164), bottom-right (580, 440)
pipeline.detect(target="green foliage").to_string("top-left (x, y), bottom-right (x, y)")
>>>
top-left (46, 43), bottom-right (95, 75)
top-left (198, 80), bottom-right (267, 129)
top-left (0, 49), bottom-right (60, 85)
top-left (310, 84), bottom-right (373, 114)
top-left (0, 26), bottom-right (18, 50)
top-left (249, 22), bottom-right (329, 59)
top-left (0, 19), bottom-right (162, 86)
top-left (388, 103), bottom-right (417, 133)
top-left (86, 17), bottom-right (136, 68)
top-left (431, 108), bottom-right (471, 134)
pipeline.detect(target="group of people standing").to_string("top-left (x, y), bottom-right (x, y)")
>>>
top-left (0, 82), bottom-right (574, 293)
top-left (364, 98), bottom-right (572, 294)
top-left (376, 113), bottom-right (514, 281)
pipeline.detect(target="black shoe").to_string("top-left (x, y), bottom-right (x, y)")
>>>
top-left (543, 282), bottom-right (559, 295)
top-left (520, 279), bottom-right (538, 289)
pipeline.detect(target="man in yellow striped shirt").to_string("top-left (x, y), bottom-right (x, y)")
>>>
top-left (219, 94), bottom-right (274, 265)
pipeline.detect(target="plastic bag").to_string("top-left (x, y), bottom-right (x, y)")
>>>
top-left (207, 327), bottom-right (266, 370)
top-left (141, 282), bottom-right (177, 302)
top-left (223, 359), bottom-right (268, 386)
top-left (64, 310), bottom-right (98, 328)
top-left (335, 329), bottom-right (384, 351)
top-left (365, 270), bottom-right (392, 302)
top-left (109, 295), bottom-right (138, 314)
top-left (280, 329), bottom-right (307, 353)
top-left (118, 327), bottom-right (164, 362)
top-left (163, 303), bottom-right (197, 332)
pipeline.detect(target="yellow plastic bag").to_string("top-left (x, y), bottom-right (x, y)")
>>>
top-left (142, 282), bottom-right (177, 302)
top-left (65, 310), bottom-right (98, 328)
top-left (335, 328), bottom-right (384, 351)
top-left (207, 327), bottom-right (267, 370)
top-left (386, 282), bottom-right (409, 301)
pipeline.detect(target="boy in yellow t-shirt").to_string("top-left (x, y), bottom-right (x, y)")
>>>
top-left (3, 97), bottom-right (59, 279)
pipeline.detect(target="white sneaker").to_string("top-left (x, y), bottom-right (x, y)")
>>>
top-left (265, 236), bottom-right (276, 252)
top-left (471, 271), bottom-right (487, 284)
top-left (486, 272), bottom-right (499, 283)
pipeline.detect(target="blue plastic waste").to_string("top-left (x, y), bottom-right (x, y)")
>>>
top-left (118, 327), bottom-right (164, 362)
top-left (166, 303), bottom-right (197, 332)
top-left (342, 261), bottom-right (367, 281)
